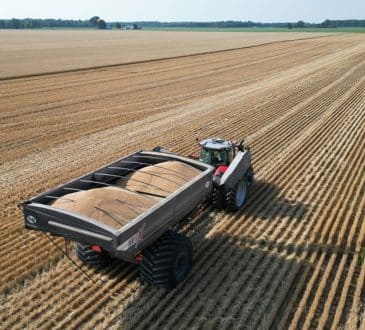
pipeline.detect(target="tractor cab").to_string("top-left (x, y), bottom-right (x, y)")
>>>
top-left (197, 138), bottom-right (248, 177)
top-left (199, 138), bottom-right (234, 167)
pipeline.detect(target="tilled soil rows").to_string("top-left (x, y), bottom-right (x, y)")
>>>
top-left (0, 30), bottom-right (331, 79)
top-left (0, 33), bottom-right (364, 329)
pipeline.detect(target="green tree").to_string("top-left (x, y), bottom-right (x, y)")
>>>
top-left (89, 16), bottom-right (100, 27)
top-left (31, 20), bottom-right (42, 29)
top-left (296, 20), bottom-right (305, 28)
top-left (9, 18), bottom-right (21, 29)
top-left (97, 19), bottom-right (106, 29)
top-left (113, 22), bottom-right (121, 29)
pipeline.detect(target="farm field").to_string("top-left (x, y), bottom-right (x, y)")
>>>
top-left (0, 33), bottom-right (364, 329)
top-left (0, 30), bottom-right (331, 79)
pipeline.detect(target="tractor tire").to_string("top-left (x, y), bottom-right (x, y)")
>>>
top-left (212, 186), bottom-right (225, 210)
top-left (74, 242), bottom-right (112, 267)
top-left (226, 179), bottom-right (248, 212)
top-left (140, 230), bottom-right (193, 289)
top-left (246, 166), bottom-right (254, 189)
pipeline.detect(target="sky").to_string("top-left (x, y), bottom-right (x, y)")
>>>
top-left (1, 0), bottom-right (364, 22)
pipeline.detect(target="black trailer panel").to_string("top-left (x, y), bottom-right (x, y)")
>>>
top-left (114, 169), bottom-right (212, 261)
top-left (23, 203), bottom-right (117, 250)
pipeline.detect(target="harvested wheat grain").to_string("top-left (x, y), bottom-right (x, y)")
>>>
top-left (51, 161), bottom-right (199, 229)
top-left (52, 186), bottom-right (158, 229)
top-left (115, 161), bottom-right (200, 197)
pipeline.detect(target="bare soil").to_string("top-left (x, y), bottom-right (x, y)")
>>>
top-left (0, 30), bottom-right (331, 78)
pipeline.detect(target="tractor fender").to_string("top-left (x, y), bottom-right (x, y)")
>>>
top-left (214, 165), bottom-right (229, 177)
top-left (219, 150), bottom-right (252, 192)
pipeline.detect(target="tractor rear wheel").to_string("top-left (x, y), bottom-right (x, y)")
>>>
top-left (246, 166), bottom-right (254, 189)
top-left (140, 230), bottom-right (193, 289)
top-left (226, 179), bottom-right (247, 212)
top-left (212, 186), bottom-right (225, 210)
top-left (74, 242), bottom-right (112, 267)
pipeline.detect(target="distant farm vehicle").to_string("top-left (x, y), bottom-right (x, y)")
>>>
top-left (124, 24), bottom-right (140, 30)
top-left (20, 138), bottom-right (253, 288)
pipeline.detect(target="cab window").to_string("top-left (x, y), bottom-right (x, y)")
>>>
top-left (200, 149), bottom-right (229, 166)
top-left (227, 149), bottom-right (234, 163)
top-left (199, 148), bottom-right (211, 164)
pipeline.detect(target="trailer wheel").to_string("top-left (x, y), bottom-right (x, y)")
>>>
top-left (226, 179), bottom-right (247, 212)
top-left (212, 186), bottom-right (225, 210)
top-left (140, 230), bottom-right (193, 289)
top-left (74, 242), bottom-right (112, 267)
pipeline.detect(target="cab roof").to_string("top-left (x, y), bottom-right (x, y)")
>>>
top-left (199, 138), bottom-right (232, 150)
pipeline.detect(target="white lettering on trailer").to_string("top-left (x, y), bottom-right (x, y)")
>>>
top-left (119, 224), bottom-right (146, 251)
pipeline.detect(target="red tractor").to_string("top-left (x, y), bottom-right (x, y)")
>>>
top-left (195, 138), bottom-right (254, 211)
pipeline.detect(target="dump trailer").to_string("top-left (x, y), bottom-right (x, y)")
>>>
top-left (20, 144), bottom-right (252, 288)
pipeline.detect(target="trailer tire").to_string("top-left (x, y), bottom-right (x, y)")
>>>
top-left (74, 242), bottom-right (112, 267)
top-left (212, 187), bottom-right (225, 210)
top-left (140, 230), bottom-right (193, 289)
top-left (226, 179), bottom-right (247, 212)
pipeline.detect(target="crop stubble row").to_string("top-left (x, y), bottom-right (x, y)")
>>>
top-left (123, 63), bottom-right (365, 330)
top-left (0, 34), bottom-right (364, 328)
top-left (0, 37), bottom-right (346, 165)
top-left (0, 38), bottom-right (354, 233)
top-left (0, 38), bottom-right (362, 295)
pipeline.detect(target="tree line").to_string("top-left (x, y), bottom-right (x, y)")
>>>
top-left (0, 18), bottom-right (364, 30)
top-left (0, 16), bottom-right (107, 29)
top-left (128, 19), bottom-right (365, 29)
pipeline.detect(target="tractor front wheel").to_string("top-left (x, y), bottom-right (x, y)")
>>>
top-left (226, 179), bottom-right (247, 212)
top-left (246, 166), bottom-right (254, 189)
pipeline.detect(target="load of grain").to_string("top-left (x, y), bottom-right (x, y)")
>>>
top-left (115, 161), bottom-right (200, 197)
top-left (51, 161), bottom-right (200, 229)
top-left (52, 186), bottom-right (158, 229)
